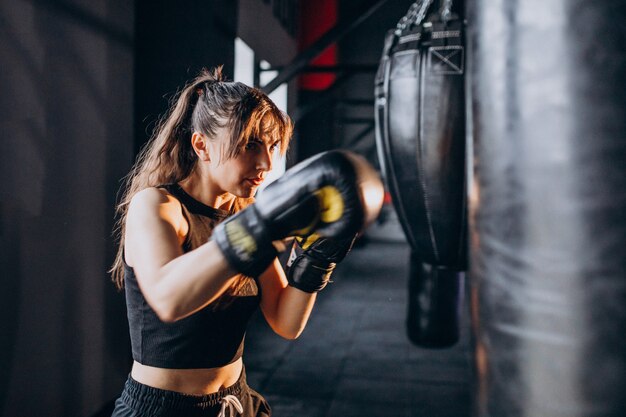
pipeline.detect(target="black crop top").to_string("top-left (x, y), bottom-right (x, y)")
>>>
top-left (124, 184), bottom-right (261, 369)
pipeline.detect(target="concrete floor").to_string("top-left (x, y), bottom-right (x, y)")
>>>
top-left (244, 213), bottom-right (473, 417)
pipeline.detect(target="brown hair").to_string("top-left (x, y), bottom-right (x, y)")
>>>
top-left (110, 67), bottom-right (293, 289)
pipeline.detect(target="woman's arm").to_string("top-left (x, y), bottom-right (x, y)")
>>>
top-left (257, 258), bottom-right (317, 340)
top-left (125, 187), bottom-right (238, 322)
top-left (256, 234), bottom-right (358, 339)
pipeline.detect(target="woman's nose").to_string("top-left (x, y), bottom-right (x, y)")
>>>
top-left (257, 145), bottom-right (273, 171)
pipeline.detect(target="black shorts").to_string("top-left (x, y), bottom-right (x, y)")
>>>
top-left (111, 367), bottom-right (271, 417)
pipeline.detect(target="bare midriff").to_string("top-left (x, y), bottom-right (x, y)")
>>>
top-left (130, 357), bottom-right (243, 395)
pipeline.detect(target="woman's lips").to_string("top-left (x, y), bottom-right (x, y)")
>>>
top-left (246, 177), bottom-right (264, 186)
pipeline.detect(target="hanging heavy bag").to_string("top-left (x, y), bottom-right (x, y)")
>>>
top-left (469, 1), bottom-right (626, 415)
top-left (375, 0), bottom-right (466, 267)
top-left (374, 0), bottom-right (466, 348)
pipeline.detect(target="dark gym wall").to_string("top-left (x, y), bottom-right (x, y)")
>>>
top-left (0, 0), bottom-right (134, 416)
top-left (134, 0), bottom-right (237, 152)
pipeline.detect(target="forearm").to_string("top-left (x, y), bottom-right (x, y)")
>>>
top-left (271, 286), bottom-right (317, 339)
top-left (267, 236), bottom-right (357, 337)
top-left (258, 259), bottom-right (318, 339)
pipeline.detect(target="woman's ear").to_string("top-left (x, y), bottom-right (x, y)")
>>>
top-left (191, 132), bottom-right (210, 161)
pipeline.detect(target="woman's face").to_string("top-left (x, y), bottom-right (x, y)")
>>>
top-left (206, 128), bottom-right (280, 199)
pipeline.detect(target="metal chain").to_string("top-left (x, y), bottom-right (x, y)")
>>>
top-left (395, 2), bottom-right (419, 34)
top-left (395, 0), bottom-right (435, 35)
top-left (440, 0), bottom-right (453, 22)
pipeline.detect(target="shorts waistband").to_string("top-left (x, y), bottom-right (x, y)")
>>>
top-left (120, 367), bottom-right (247, 414)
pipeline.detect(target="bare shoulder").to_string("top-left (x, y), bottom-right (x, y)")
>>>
top-left (127, 187), bottom-right (187, 235)
top-left (125, 187), bottom-right (188, 266)
top-left (130, 187), bottom-right (173, 208)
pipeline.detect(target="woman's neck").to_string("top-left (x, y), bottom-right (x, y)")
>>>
top-left (178, 175), bottom-right (235, 212)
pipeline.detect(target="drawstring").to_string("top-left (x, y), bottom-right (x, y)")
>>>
top-left (217, 394), bottom-right (243, 417)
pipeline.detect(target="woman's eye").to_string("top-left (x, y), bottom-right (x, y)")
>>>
top-left (245, 142), bottom-right (258, 151)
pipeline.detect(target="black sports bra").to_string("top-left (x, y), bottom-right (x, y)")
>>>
top-left (124, 184), bottom-right (260, 369)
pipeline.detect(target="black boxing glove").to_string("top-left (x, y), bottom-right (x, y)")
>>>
top-left (286, 234), bottom-right (357, 293)
top-left (213, 151), bottom-right (381, 278)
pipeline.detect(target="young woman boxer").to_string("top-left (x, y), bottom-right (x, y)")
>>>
top-left (109, 67), bottom-right (382, 417)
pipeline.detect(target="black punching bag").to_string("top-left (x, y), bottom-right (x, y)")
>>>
top-left (469, 1), bottom-right (626, 416)
top-left (375, 0), bottom-right (467, 347)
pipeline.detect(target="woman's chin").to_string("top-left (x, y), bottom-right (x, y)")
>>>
top-left (234, 186), bottom-right (257, 199)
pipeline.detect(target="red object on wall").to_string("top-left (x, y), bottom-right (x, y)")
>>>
top-left (298, 0), bottom-right (338, 90)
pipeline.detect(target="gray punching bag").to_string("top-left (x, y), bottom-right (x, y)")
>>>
top-left (469, 1), bottom-right (626, 416)
top-left (375, 0), bottom-right (467, 348)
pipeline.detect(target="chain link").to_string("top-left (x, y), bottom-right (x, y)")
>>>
top-left (440, 0), bottom-right (453, 22)
top-left (395, 0), bottom-right (435, 35)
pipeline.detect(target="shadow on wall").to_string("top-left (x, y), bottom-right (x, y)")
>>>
top-left (0, 0), bottom-right (134, 416)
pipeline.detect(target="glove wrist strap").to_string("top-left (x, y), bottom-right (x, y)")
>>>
top-left (287, 255), bottom-right (336, 293)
